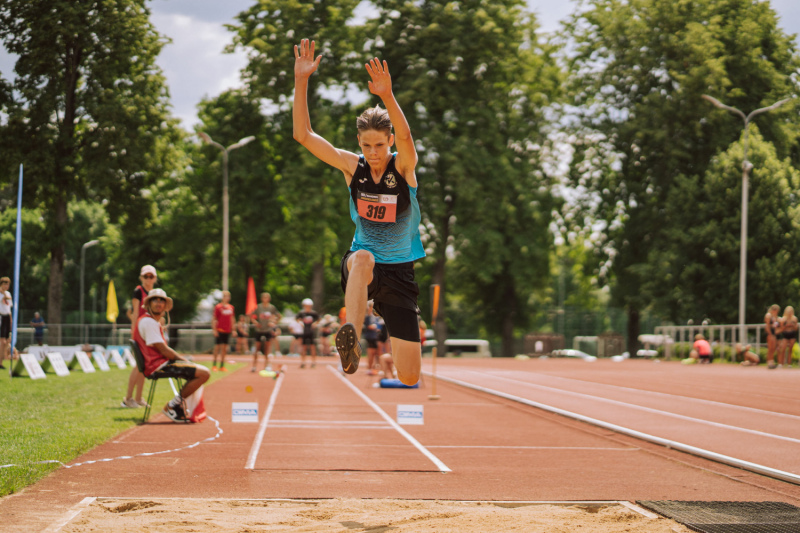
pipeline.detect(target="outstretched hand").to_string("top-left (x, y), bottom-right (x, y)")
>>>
top-left (366, 58), bottom-right (392, 98)
top-left (294, 38), bottom-right (321, 79)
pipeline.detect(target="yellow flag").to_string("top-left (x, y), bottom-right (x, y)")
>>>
top-left (106, 280), bottom-right (119, 323)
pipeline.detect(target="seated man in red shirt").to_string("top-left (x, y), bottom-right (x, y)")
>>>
top-left (133, 288), bottom-right (210, 422)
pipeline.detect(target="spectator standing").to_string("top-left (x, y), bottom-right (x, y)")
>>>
top-left (363, 302), bottom-right (380, 375)
top-left (251, 292), bottom-right (281, 372)
top-left (30, 312), bottom-right (45, 346)
top-left (133, 289), bottom-right (210, 422)
top-left (212, 290), bottom-right (234, 372)
top-left (288, 317), bottom-right (304, 357)
top-left (777, 306), bottom-right (798, 368)
top-left (296, 298), bottom-right (320, 368)
top-left (765, 304), bottom-right (781, 369)
top-left (235, 314), bottom-right (250, 354)
top-left (318, 314), bottom-right (338, 357)
top-left (0, 277), bottom-right (11, 368)
top-left (121, 265), bottom-right (157, 408)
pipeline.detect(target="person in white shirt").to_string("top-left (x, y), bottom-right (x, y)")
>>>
top-left (0, 277), bottom-right (12, 368)
top-left (132, 288), bottom-right (210, 422)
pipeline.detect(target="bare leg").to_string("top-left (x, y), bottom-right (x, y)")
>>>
top-left (379, 353), bottom-right (395, 378)
top-left (134, 372), bottom-right (145, 402)
top-left (767, 336), bottom-right (776, 365)
top-left (786, 340), bottom-right (796, 366)
top-left (345, 251), bottom-right (374, 336)
top-left (219, 343), bottom-right (227, 368)
top-left (300, 344), bottom-right (307, 367)
top-left (777, 340), bottom-right (787, 366)
top-left (311, 344), bottom-right (317, 367)
top-left (125, 367), bottom-right (141, 400)
top-left (390, 337), bottom-right (421, 386)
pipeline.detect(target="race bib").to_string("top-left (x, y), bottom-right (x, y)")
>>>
top-left (357, 191), bottom-right (397, 223)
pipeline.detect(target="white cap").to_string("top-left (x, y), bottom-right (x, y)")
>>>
top-left (140, 265), bottom-right (157, 277)
top-left (302, 298), bottom-right (313, 306)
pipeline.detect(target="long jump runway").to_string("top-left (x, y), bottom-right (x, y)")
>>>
top-left (3, 358), bottom-right (800, 531)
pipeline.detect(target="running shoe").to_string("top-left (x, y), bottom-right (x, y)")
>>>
top-left (335, 322), bottom-right (361, 374)
top-left (136, 399), bottom-right (150, 408)
top-left (163, 402), bottom-right (190, 423)
top-left (211, 366), bottom-right (218, 372)
top-left (251, 367), bottom-right (257, 373)
top-left (220, 367), bottom-right (228, 372)
top-left (120, 398), bottom-right (139, 408)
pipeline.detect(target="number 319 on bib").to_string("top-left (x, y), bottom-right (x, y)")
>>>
top-left (357, 191), bottom-right (397, 223)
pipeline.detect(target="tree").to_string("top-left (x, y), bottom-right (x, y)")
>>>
top-left (649, 127), bottom-right (800, 323)
top-left (562, 0), bottom-right (800, 349)
top-left (0, 0), bottom-right (177, 340)
top-left (365, 0), bottom-right (562, 355)
top-left (228, 0), bottom-right (365, 313)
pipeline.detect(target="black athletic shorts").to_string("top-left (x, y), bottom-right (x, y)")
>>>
top-left (366, 338), bottom-right (379, 349)
top-left (150, 360), bottom-right (199, 380)
top-left (302, 334), bottom-right (315, 346)
top-left (340, 251), bottom-right (421, 343)
top-left (215, 332), bottom-right (230, 345)
top-left (0, 315), bottom-right (10, 339)
top-left (255, 331), bottom-right (275, 342)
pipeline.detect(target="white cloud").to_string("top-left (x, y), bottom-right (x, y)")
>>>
top-left (152, 12), bottom-right (247, 129)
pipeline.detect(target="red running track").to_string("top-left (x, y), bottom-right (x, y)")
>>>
top-left (429, 357), bottom-right (800, 481)
top-left (3, 357), bottom-right (800, 532)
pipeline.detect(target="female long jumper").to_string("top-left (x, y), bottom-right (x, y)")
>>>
top-left (293, 39), bottom-right (424, 386)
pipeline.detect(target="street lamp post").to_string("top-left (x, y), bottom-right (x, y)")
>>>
top-left (702, 95), bottom-right (791, 343)
top-left (198, 132), bottom-right (256, 291)
top-left (80, 239), bottom-right (100, 343)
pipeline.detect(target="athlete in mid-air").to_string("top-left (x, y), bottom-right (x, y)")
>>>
top-left (293, 38), bottom-right (424, 385)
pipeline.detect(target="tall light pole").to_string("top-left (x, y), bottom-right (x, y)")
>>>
top-left (198, 132), bottom-right (256, 291)
top-left (702, 95), bottom-right (791, 342)
top-left (80, 239), bottom-right (100, 342)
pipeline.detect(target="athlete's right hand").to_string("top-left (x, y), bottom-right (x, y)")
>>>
top-left (294, 38), bottom-right (321, 79)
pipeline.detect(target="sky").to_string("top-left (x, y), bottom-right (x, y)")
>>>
top-left (0, 0), bottom-right (798, 129)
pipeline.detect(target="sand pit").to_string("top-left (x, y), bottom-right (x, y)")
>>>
top-left (60, 498), bottom-right (689, 532)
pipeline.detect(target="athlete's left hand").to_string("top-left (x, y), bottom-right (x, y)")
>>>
top-left (366, 58), bottom-right (392, 98)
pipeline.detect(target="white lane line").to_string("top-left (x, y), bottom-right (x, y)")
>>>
top-left (456, 370), bottom-right (800, 445)
top-left (484, 369), bottom-right (800, 421)
top-left (426, 446), bottom-right (638, 450)
top-left (245, 371), bottom-right (285, 470)
top-left (270, 419), bottom-right (387, 425)
top-left (42, 496), bottom-right (96, 532)
top-left (328, 366), bottom-right (451, 473)
top-left (268, 424), bottom-right (394, 430)
top-left (426, 371), bottom-right (800, 485)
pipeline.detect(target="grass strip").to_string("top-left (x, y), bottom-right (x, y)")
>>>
top-left (0, 359), bottom-right (237, 497)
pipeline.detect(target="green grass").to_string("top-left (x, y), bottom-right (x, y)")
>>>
top-left (0, 359), bottom-right (235, 497)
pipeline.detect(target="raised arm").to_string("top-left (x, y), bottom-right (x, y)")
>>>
top-left (365, 58), bottom-right (418, 187)
top-left (293, 39), bottom-right (359, 180)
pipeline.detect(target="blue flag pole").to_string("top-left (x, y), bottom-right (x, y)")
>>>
top-left (9, 164), bottom-right (22, 378)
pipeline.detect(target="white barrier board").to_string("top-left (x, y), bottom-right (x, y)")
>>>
top-left (20, 353), bottom-right (47, 380)
top-left (46, 352), bottom-right (70, 377)
top-left (397, 404), bottom-right (424, 425)
top-left (123, 348), bottom-right (136, 367)
top-left (75, 351), bottom-right (96, 373)
top-left (232, 402), bottom-right (259, 423)
top-left (107, 349), bottom-right (127, 369)
top-left (92, 351), bottom-right (111, 371)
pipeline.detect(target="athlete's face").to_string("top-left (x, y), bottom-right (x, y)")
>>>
top-left (358, 129), bottom-right (394, 167)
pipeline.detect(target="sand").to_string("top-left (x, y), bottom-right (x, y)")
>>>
top-left (61, 498), bottom-right (689, 532)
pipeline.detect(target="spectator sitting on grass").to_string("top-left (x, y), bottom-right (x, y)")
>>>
top-left (735, 343), bottom-right (760, 366)
top-left (133, 288), bottom-right (210, 423)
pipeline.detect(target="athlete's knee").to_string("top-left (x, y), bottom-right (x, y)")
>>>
top-left (349, 250), bottom-right (375, 273)
top-left (196, 365), bottom-right (210, 381)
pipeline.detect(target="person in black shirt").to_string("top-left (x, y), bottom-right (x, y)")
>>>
top-left (296, 298), bottom-right (320, 368)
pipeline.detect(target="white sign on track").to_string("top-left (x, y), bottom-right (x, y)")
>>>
top-left (397, 404), bottom-right (424, 425)
top-left (107, 349), bottom-right (127, 369)
top-left (92, 351), bottom-right (110, 371)
top-left (232, 402), bottom-right (259, 423)
top-left (46, 352), bottom-right (70, 377)
top-left (74, 351), bottom-right (96, 373)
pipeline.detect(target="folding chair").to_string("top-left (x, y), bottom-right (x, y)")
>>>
top-left (129, 340), bottom-right (184, 424)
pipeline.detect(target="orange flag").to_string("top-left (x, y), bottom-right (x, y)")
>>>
top-left (246, 277), bottom-right (257, 315)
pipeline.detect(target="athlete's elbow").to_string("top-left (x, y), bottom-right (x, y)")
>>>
top-left (293, 129), bottom-right (307, 143)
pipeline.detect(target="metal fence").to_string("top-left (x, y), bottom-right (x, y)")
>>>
top-left (17, 323), bottom-right (221, 354)
top-left (654, 323), bottom-right (765, 361)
